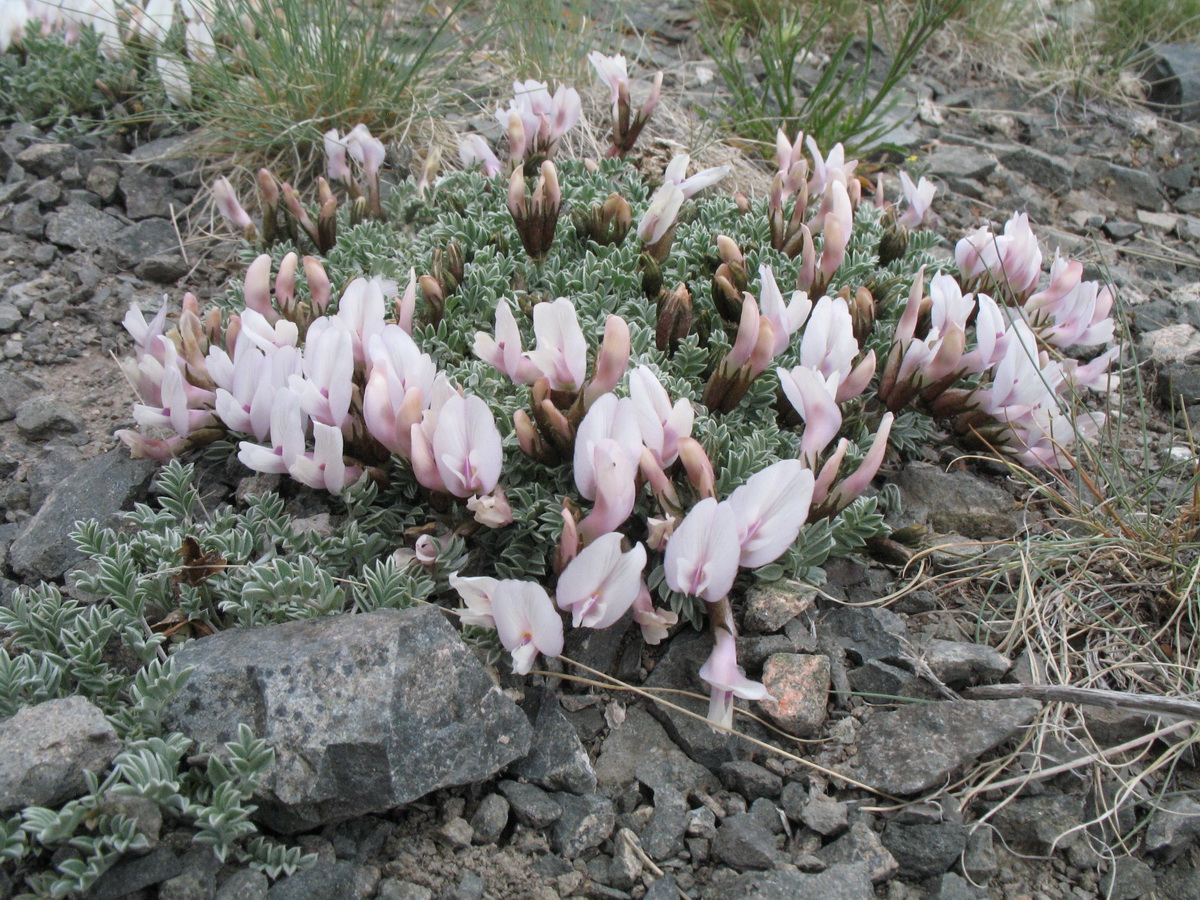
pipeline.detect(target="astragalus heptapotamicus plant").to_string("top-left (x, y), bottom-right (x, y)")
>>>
top-left (115, 55), bottom-right (1122, 730)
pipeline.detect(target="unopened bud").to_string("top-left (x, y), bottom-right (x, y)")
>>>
top-left (656, 282), bottom-right (692, 353)
top-left (418, 274), bottom-right (444, 326)
top-left (303, 256), bottom-right (330, 314)
top-left (734, 193), bottom-right (751, 215)
top-left (850, 286), bottom-right (876, 345)
top-left (257, 168), bottom-right (280, 246)
top-left (878, 223), bottom-right (909, 267)
top-left (275, 252), bottom-right (298, 313)
top-left (317, 197), bottom-right (337, 253)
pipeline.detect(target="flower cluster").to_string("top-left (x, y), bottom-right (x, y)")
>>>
top-left (116, 60), bottom-right (1122, 731)
top-left (0, 0), bottom-right (217, 103)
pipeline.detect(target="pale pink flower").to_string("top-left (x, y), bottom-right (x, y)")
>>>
top-left (1024, 254), bottom-right (1115, 348)
top-left (333, 276), bottom-right (389, 367)
top-left (474, 298), bottom-right (542, 384)
top-left (777, 365), bottom-right (843, 465)
top-left (588, 51), bottom-right (628, 105)
top-left (528, 297), bottom-right (588, 392)
top-left (324, 129), bottom-right (352, 183)
top-left (637, 181), bottom-right (685, 246)
top-left (806, 137), bottom-right (857, 197)
top-left (897, 171), bottom-right (936, 229)
top-left (727, 460), bottom-right (815, 568)
top-left (663, 498), bottom-right (741, 603)
top-left (492, 580), bottom-right (564, 675)
top-left (289, 320), bottom-right (354, 428)
top-left (468, 488), bottom-right (513, 529)
top-left (956, 212), bottom-right (1044, 300)
top-left (574, 393), bottom-right (643, 501)
top-left (289, 421), bottom-right (361, 493)
top-left (123, 300), bottom-right (169, 357)
top-left (823, 412), bottom-right (894, 511)
top-left (630, 365), bottom-right (693, 467)
top-left (449, 572), bottom-right (498, 628)
top-left (237, 388), bottom-right (308, 477)
top-left (132, 363), bottom-right (215, 438)
top-left (699, 630), bottom-right (773, 730)
top-left (449, 572), bottom-right (498, 626)
top-left (459, 134), bottom-right (502, 177)
top-left (577, 438), bottom-right (639, 543)
top-left (583, 315), bottom-right (631, 407)
top-left (632, 582), bottom-right (678, 645)
top-left (556, 532), bottom-right (647, 629)
top-left (213, 176), bottom-right (253, 233)
top-left (345, 123), bottom-right (386, 183)
top-left (662, 154), bottom-right (731, 199)
top-left (798, 296), bottom-right (875, 401)
top-left (757, 264), bottom-right (811, 355)
top-left (429, 394), bottom-right (504, 499)
top-left (243, 254), bottom-right (277, 322)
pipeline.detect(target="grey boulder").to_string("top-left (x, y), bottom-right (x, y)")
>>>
top-left (163, 607), bottom-right (532, 832)
top-left (846, 699), bottom-right (1041, 795)
top-left (0, 696), bottom-right (122, 812)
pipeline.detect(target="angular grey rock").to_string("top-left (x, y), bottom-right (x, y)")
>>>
top-left (85, 165), bottom-right (120, 203)
top-left (926, 146), bottom-right (998, 181)
top-left (2, 199), bottom-right (44, 237)
top-left (0, 696), bottom-right (122, 812)
top-left (15, 396), bottom-right (85, 441)
top-left (799, 791), bottom-right (849, 837)
top-left (847, 699), bottom-right (1040, 795)
top-left (1074, 158), bottom-right (1163, 210)
top-left (163, 607), bottom-right (532, 832)
top-left (115, 218), bottom-right (178, 266)
top-left (848, 659), bottom-right (940, 702)
top-left (723, 862), bottom-right (874, 900)
top-left (510, 691), bottom-right (597, 794)
top-left (215, 869), bottom-right (269, 900)
top-left (157, 846), bottom-right (221, 900)
top-left (989, 791), bottom-right (1084, 853)
top-left (927, 872), bottom-right (987, 900)
top-left (639, 785), bottom-right (687, 861)
top-left (1099, 856), bottom-right (1156, 900)
top-left (0, 303), bottom-right (20, 333)
top-left (821, 606), bottom-right (908, 665)
top-left (265, 859), bottom-right (361, 900)
top-left (892, 462), bottom-right (1022, 539)
top-left (44, 201), bottom-right (123, 251)
top-left (816, 820), bottom-right (898, 884)
top-left (87, 846), bottom-right (183, 900)
top-left (135, 253), bottom-right (190, 284)
top-left (469, 793), bottom-right (509, 845)
top-left (917, 638), bottom-right (1011, 685)
top-left (995, 143), bottom-right (1074, 190)
top-left (778, 781), bottom-right (806, 823)
top-left (712, 812), bottom-right (778, 870)
top-left (120, 170), bottom-right (175, 219)
top-left (9, 447), bottom-right (157, 581)
top-left (1144, 796), bottom-right (1200, 861)
top-left (961, 826), bottom-right (997, 883)
top-left (376, 879), bottom-right (433, 900)
top-left (437, 817), bottom-right (473, 850)
top-left (0, 371), bottom-right (40, 421)
top-left (643, 874), bottom-right (678, 900)
top-left (719, 760), bottom-right (783, 801)
top-left (15, 142), bottom-right (77, 177)
top-left (594, 706), bottom-right (717, 796)
top-left (550, 792), bottom-right (615, 858)
top-left (880, 820), bottom-right (968, 878)
top-left (498, 780), bottom-right (561, 828)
